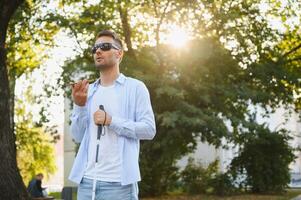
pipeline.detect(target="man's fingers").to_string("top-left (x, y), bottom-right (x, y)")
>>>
top-left (83, 80), bottom-right (89, 93)
top-left (82, 79), bottom-right (88, 85)
top-left (73, 80), bottom-right (82, 91)
top-left (70, 79), bottom-right (89, 106)
top-left (70, 79), bottom-right (90, 92)
top-left (80, 79), bottom-right (88, 91)
top-left (93, 110), bottom-right (107, 125)
top-left (71, 81), bottom-right (79, 98)
top-left (94, 110), bottom-right (102, 116)
top-left (94, 110), bottom-right (102, 125)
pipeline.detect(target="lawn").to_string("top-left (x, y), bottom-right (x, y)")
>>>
top-left (142, 189), bottom-right (301, 200)
top-left (49, 189), bottom-right (301, 200)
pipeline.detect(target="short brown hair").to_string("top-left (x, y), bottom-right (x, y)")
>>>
top-left (96, 30), bottom-right (123, 49)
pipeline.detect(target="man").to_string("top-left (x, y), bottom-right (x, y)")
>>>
top-left (69, 30), bottom-right (156, 200)
top-left (27, 173), bottom-right (44, 198)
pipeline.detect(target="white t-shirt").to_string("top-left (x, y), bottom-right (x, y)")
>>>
top-left (83, 84), bottom-right (121, 182)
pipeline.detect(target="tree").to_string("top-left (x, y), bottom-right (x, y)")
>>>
top-left (16, 118), bottom-right (57, 186)
top-left (15, 86), bottom-right (57, 185)
top-left (7, 0), bottom-right (59, 136)
top-left (230, 123), bottom-right (296, 193)
top-left (56, 0), bottom-right (301, 196)
top-left (0, 1), bottom-right (30, 199)
top-left (0, 0), bottom-right (60, 198)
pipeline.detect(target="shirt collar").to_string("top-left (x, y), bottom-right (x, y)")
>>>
top-left (115, 73), bottom-right (126, 85)
top-left (92, 73), bottom-right (126, 88)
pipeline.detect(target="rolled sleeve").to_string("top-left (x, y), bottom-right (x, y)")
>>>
top-left (73, 104), bottom-right (87, 113)
top-left (70, 104), bottom-right (88, 143)
top-left (109, 82), bottom-right (156, 140)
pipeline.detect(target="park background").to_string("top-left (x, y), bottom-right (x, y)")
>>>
top-left (0, 0), bottom-right (301, 199)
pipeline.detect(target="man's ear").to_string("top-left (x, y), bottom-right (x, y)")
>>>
top-left (117, 50), bottom-right (124, 63)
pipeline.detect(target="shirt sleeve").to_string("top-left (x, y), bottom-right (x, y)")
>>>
top-left (109, 82), bottom-right (156, 140)
top-left (70, 104), bottom-right (88, 143)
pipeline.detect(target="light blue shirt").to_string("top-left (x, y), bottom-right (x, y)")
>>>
top-left (68, 73), bottom-right (156, 185)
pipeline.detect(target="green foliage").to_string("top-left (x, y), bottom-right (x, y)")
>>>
top-left (180, 158), bottom-right (237, 196)
top-left (134, 39), bottom-right (280, 196)
top-left (209, 172), bottom-right (238, 196)
top-left (181, 158), bottom-right (219, 194)
top-left (14, 88), bottom-right (57, 185)
top-left (230, 124), bottom-right (296, 193)
top-left (54, 0), bottom-right (301, 196)
top-left (7, 0), bottom-right (60, 139)
top-left (7, 0), bottom-right (59, 79)
top-left (16, 119), bottom-right (57, 185)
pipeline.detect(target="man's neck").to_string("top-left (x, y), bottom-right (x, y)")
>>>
top-left (99, 66), bottom-right (120, 86)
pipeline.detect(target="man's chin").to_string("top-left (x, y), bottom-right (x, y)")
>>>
top-left (95, 64), bottom-right (109, 70)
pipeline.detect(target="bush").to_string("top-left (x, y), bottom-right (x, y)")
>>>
top-left (180, 158), bottom-right (219, 194)
top-left (209, 172), bottom-right (237, 196)
top-left (230, 126), bottom-right (296, 193)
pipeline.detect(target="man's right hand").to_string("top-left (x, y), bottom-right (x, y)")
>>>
top-left (71, 79), bottom-right (89, 106)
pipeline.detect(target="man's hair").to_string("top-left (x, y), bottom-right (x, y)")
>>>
top-left (36, 173), bottom-right (43, 177)
top-left (96, 30), bottom-right (123, 49)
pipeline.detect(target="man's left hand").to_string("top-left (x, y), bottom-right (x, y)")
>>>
top-left (94, 110), bottom-right (112, 125)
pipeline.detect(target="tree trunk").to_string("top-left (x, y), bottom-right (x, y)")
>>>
top-left (9, 72), bottom-right (16, 134)
top-left (0, 0), bottom-right (30, 199)
top-left (151, 0), bottom-right (171, 68)
top-left (118, 3), bottom-right (136, 59)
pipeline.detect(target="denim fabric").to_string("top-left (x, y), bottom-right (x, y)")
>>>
top-left (77, 178), bottom-right (138, 200)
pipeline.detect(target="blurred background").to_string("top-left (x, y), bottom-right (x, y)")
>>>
top-left (3, 0), bottom-right (301, 199)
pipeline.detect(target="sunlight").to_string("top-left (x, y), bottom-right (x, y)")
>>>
top-left (166, 25), bottom-right (189, 48)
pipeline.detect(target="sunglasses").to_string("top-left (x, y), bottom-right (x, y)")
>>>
top-left (92, 43), bottom-right (120, 53)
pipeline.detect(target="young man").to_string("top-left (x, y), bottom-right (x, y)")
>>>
top-left (69, 30), bottom-right (156, 200)
top-left (27, 173), bottom-right (45, 198)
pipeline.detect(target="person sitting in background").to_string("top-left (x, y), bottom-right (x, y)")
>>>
top-left (27, 173), bottom-right (45, 198)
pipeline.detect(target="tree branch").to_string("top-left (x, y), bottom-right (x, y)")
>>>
top-left (285, 56), bottom-right (301, 64)
top-left (152, 0), bottom-right (171, 46)
top-left (118, 1), bottom-right (136, 59)
top-left (60, 5), bottom-right (85, 53)
top-left (282, 43), bottom-right (301, 58)
top-left (0, 0), bottom-right (24, 46)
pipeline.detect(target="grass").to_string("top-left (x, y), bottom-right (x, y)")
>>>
top-left (48, 191), bottom-right (76, 200)
top-left (49, 189), bottom-right (301, 200)
top-left (142, 189), bottom-right (301, 200)
top-left (48, 192), bottom-right (60, 199)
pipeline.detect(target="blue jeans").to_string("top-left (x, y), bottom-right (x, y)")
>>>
top-left (77, 178), bottom-right (138, 200)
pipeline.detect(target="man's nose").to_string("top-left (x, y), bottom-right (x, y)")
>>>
top-left (96, 48), bottom-right (103, 54)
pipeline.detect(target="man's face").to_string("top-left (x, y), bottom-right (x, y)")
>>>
top-left (93, 36), bottom-right (122, 71)
top-left (36, 175), bottom-right (43, 180)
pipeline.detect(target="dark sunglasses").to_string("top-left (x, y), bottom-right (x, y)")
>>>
top-left (92, 43), bottom-right (120, 53)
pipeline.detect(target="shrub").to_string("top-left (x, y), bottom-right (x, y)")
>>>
top-left (230, 126), bottom-right (296, 193)
top-left (181, 158), bottom-right (219, 194)
top-left (209, 172), bottom-right (237, 196)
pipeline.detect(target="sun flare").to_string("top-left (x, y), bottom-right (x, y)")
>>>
top-left (166, 25), bottom-right (189, 48)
